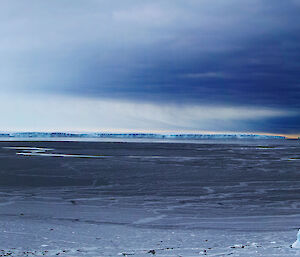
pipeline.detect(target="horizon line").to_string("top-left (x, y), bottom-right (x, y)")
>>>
top-left (0, 131), bottom-right (298, 139)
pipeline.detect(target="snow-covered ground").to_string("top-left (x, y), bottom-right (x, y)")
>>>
top-left (1, 198), bottom-right (300, 257)
top-left (0, 140), bottom-right (299, 256)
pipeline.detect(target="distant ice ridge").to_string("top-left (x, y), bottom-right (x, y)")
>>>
top-left (0, 132), bottom-right (286, 139)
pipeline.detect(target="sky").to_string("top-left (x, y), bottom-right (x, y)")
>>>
top-left (1, 0), bottom-right (299, 137)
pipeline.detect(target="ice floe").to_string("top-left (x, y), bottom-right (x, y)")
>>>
top-left (292, 229), bottom-right (300, 248)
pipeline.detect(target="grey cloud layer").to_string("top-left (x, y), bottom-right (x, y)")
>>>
top-left (0, 0), bottom-right (299, 133)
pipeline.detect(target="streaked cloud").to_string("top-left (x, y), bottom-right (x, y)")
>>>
top-left (0, 0), bottom-right (299, 134)
top-left (112, 4), bottom-right (176, 25)
top-left (182, 72), bottom-right (230, 79)
top-left (0, 93), bottom-right (296, 133)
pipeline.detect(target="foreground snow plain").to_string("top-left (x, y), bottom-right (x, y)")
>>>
top-left (0, 139), bottom-right (300, 256)
top-left (1, 198), bottom-right (300, 256)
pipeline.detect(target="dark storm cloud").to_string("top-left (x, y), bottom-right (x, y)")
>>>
top-left (53, 0), bottom-right (300, 108)
top-left (0, 0), bottom-right (299, 133)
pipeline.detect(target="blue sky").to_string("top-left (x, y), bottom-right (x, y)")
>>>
top-left (1, 0), bottom-right (299, 136)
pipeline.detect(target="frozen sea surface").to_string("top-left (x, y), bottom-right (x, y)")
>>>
top-left (0, 140), bottom-right (300, 256)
